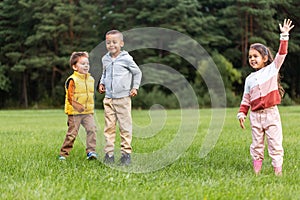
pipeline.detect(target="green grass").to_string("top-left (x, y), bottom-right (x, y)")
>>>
top-left (0, 107), bottom-right (300, 199)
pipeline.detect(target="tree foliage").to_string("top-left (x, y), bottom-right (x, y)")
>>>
top-left (0, 0), bottom-right (299, 108)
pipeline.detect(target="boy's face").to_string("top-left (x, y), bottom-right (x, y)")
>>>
top-left (106, 33), bottom-right (124, 58)
top-left (72, 56), bottom-right (90, 74)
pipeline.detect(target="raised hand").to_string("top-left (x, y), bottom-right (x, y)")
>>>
top-left (279, 19), bottom-right (294, 34)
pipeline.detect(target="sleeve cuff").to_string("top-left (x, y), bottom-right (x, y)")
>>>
top-left (280, 33), bottom-right (289, 40)
top-left (237, 112), bottom-right (246, 120)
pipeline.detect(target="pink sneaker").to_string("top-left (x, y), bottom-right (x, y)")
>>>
top-left (253, 160), bottom-right (262, 175)
top-left (274, 166), bottom-right (282, 176)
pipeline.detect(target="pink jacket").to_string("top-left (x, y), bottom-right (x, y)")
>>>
top-left (238, 40), bottom-right (288, 117)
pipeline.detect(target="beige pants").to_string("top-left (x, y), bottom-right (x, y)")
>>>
top-left (249, 106), bottom-right (283, 167)
top-left (103, 97), bottom-right (132, 155)
top-left (60, 114), bottom-right (97, 157)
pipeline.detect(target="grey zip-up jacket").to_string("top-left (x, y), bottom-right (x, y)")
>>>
top-left (100, 50), bottom-right (142, 98)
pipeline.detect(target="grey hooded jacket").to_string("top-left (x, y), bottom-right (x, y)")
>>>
top-left (100, 51), bottom-right (142, 98)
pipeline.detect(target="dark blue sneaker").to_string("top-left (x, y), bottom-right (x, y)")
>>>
top-left (104, 153), bottom-right (115, 164)
top-left (87, 152), bottom-right (98, 160)
top-left (120, 153), bottom-right (131, 165)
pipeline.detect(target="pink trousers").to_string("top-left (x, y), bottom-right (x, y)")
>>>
top-left (249, 106), bottom-right (283, 167)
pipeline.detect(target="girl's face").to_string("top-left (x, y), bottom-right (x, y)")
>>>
top-left (72, 56), bottom-right (90, 74)
top-left (106, 33), bottom-right (124, 58)
top-left (248, 48), bottom-right (268, 70)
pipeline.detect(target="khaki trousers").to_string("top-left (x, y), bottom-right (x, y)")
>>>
top-left (249, 106), bottom-right (283, 167)
top-left (103, 97), bottom-right (132, 155)
top-left (60, 114), bottom-right (97, 157)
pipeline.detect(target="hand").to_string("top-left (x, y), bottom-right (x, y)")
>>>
top-left (130, 88), bottom-right (138, 97)
top-left (239, 117), bottom-right (245, 129)
top-left (98, 84), bottom-right (105, 94)
top-left (73, 102), bottom-right (85, 113)
top-left (279, 18), bottom-right (294, 34)
top-left (77, 105), bottom-right (85, 113)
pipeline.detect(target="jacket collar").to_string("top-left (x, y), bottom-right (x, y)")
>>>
top-left (106, 50), bottom-right (128, 60)
top-left (73, 71), bottom-right (90, 79)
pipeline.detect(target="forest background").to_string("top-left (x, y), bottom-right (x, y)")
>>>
top-left (1, 0), bottom-right (300, 109)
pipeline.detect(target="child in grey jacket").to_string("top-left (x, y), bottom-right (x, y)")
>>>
top-left (98, 30), bottom-right (142, 165)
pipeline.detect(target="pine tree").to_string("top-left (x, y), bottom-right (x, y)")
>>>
top-left (0, 0), bottom-right (103, 107)
top-left (0, 0), bottom-right (36, 107)
top-left (273, 1), bottom-right (300, 101)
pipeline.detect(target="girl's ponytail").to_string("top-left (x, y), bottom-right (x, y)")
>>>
top-left (278, 75), bottom-right (285, 98)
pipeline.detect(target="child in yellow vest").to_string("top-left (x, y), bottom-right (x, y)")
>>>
top-left (59, 52), bottom-right (97, 160)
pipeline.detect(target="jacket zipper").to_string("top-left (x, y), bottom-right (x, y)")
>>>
top-left (85, 75), bottom-right (88, 109)
top-left (111, 61), bottom-right (114, 98)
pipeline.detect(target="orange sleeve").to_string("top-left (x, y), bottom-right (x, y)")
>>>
top-left (67, 79), bottom-right (84, 112)
top-left (67, 79), bottom-right (75, 104)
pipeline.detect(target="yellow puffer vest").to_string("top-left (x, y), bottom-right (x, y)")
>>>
top-left (64, 71), bottom-right (95, 115)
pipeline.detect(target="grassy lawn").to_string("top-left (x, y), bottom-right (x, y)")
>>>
top-left (0, 106), bottom-right (299, 199)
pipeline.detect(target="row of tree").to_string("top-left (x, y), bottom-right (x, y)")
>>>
top-left (1, 0), bottom-right (299, 109)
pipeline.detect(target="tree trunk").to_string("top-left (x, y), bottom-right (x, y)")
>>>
top-left (242, 12), bottom-right (249, 67)
top-left (52, 66), bottom-right (64, 99)
top-left (249, 15), bottom-right (253, 37)
top-left (22, 72), bottom-right (28, 108)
